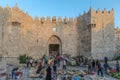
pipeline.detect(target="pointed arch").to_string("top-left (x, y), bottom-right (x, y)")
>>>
top-left (47, 35), bottom-right (62, 56)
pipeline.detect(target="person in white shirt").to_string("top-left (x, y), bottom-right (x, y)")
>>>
top-left (62, 60), bottom-right (66, 70)
top-left (30, 58), bottom-right (33, 67)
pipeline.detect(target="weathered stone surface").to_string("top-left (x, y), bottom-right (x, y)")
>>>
top-left (115, 28), bottom-right (120, 56)
top-left (0, 5), bottom-right (117, 60)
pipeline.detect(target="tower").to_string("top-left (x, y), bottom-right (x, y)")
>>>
top-left (90, 8), bottom-right (115, 59)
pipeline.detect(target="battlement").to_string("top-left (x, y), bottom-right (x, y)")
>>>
top-left (39, 16), bottom-right (75, 24)
top-left (115, 27), bottom-right (120, 33)
top-left (0, 4), bottom-right (114, 25)
top-left (0, 4), bottom-right (77, 25)
top-left (88, 7), bottom-right (114, 15)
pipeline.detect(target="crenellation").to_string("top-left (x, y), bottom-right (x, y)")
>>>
top-left (0, 6), bottom-right (3, 14)
top-left (109, 8), bottom-right (114, 14)
top-left (46, 16), bottom-right (51, 22)
top-left (0, 6), bottom-right (3, 10)
top-left (69, 17), bottom-right (74, 23)
top-left (96, 8), bottom-right (101, 14)
top-left (87, 8), bottom-right (114, 15)
top-left (40, 16), bottom-right (45, 24)
top-left (12, 3), bottom-right (19, 11)
top-left (58, 16), bottom-right (62, 22)
top-left (34, 16), bottom-right (39, 21)
top-left (88, 6), bottom-right (96, 15)
top-left (64, 17), bottom-right (68, 24)
top-left (102, 8), bottom-right (108, 14)
top-left (4, 4), bottom-right (11, 11)
top-left (25, 12), bottom-right (29, 16)
top-left (83, 11), bottom-right (87, 15)
top-left (34, 16), bottom-right (39, 25)
top-left (52, 16), bottom-right (56, 22)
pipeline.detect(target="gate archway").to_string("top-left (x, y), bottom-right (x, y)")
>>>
top-left (47, 35), bottom-right (62, 56)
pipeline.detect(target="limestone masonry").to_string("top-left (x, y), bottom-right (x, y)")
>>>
top-left (0, 4), bottom-right (118, 59)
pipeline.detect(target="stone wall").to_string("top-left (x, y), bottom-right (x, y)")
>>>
top-left (91, 8), bottom-right (115, 59)
top-left (115, 28), bottom-right (120, 56)
top-left (0, 5), bottom-right (79, 59)
top-left (0, 5), bottom-right (117, 60)
top-left (77, 12), bottom-right (92, 57)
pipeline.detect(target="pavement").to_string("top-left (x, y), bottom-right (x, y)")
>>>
top-left (5, 64), bottom-right (118, 80)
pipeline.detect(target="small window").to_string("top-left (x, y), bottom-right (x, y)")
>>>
top-left (53, 26), bottom-right (57, 32)
top-left (12, 22), bottom-right (21, 26)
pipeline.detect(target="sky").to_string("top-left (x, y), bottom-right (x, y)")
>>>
top-left (0, 0), bottom-right (120, 27)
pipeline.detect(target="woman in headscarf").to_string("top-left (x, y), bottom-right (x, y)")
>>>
top-left (46, 65), bottom-right (52, 80)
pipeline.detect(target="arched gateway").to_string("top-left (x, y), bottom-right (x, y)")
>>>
top-left (47, 35), bottom-right (62, 56)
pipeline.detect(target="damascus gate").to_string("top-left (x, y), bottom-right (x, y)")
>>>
top-left (0, 4), bottom-right (117, 60)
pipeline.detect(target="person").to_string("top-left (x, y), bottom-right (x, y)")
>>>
top-left (51, 52), bottom-right (54, 57)
top-left (49, 58), bottom-right (53, 65)
top-left (116, 60), bottom-right (119, 72)
top-left (76, 58), bottom-right (79, 66)
top-left (34, 59), bottom-right (38, 66)
top-left (63, 60), bottom-right (67, 70)
top-left (36, 62), bottom-right (42, 74)
top-left (95, 59), bottom-right (99, 70)
top-left (104, 56), bottom-right (108, 63)
top-left (45, 56), bottom-right (48, 65)
top-left (91, 59), bottom-right (95, 71)
top-left (61, 54), bottom-right (64, 60)
top-left (54, 59), bottom-right (57, 65)
top-left (11, 67), bottom-right (19, 80)
top-left (46, 65), bottom-right (52, 80)
top-left (97, 61), bottom-right (103, 77)
top-left (103, 62), bottom-right (109, 74)
top-left (30, 58), bottom-right (33, 67)
top-left (53, 63), bottom-right (57, 78)
top-left (55, 54), bottom-right (59, 65)
top-left (57, 54), bottom-right (60, 66)
top-left (96, 59), bottom-right (99, 66)
top-left (88, 62), bottom-right (92, 74)
top-left (42, 58), bottom-right (45, 67)
top-left (26, 58), bottom-right (29, 68)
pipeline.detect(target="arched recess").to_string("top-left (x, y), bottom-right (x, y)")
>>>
top-left (47, 35), bottom-right (62, 56)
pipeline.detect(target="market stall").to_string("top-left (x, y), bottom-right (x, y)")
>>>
top-left (108, 69), bottom-right (120, 79)
top-left (57, 69), bottom-right (87, 79)
top-left (28, 67), bottom-right (46, 79)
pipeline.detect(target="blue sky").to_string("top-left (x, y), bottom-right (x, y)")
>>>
top-left (0, 0), bottom-right (120, 27)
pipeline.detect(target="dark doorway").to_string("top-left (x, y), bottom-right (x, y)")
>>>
top-left (49, 44), bottom-right (59, 55)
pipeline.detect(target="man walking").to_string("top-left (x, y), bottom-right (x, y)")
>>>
top-left (97, 60), bottom-right (103, 77)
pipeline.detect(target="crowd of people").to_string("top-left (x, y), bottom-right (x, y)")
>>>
top-left (21, 54), bottom-right (120, 80)
top-left (87, 56), bottom-right (120, 77)
top-left (25, 52), bottom-right (67, 80)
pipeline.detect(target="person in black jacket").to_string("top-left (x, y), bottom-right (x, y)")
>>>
top-left (46, 65), bottom-right (52, 80)
top-left (97, 61), bottom-right (103, 77)
top-left (116, 60), bottom-right (119, 72)
top-left (91, 59), bottom-right (95, 71)
top-left (53, 63), bottom-right (57, 79)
